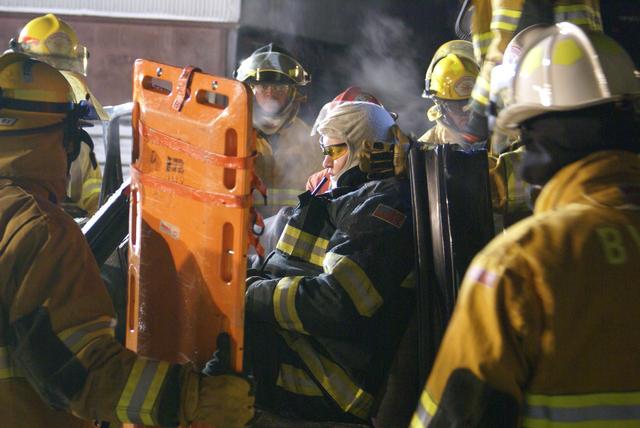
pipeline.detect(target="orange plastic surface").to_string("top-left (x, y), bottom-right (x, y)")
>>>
top-left (126, 59), bottom-right (254, 428)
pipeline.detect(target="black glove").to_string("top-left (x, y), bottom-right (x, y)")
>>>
top-left (463, 109), bottom-right (489, 143)
top-left (202, 333), bottom-right (232, 376)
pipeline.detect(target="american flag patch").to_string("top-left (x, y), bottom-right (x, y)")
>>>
top-left (371, 203), bottom-right (406, 229)
top-left (467, 265), bottom-right (498, 288)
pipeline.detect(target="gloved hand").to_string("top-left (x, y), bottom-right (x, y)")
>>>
top-left (179, 364), bottom-right (255, 428)
top-left (462, 109), bottom-right (489, 144)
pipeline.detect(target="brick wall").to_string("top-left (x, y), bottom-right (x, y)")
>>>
top-left (0, 12), bottom-right (234, 106)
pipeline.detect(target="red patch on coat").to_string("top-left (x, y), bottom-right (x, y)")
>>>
top-left (371, 203), bottom-right (406, 229)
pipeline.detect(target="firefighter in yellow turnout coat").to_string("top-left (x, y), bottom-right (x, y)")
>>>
top-left (236, 44), bottom-right (322, 218)
top-left (463, 0), bottom-right (602, 142)
top-left (419, 40), bottom-right (479, 147)
top-left (412, 24), bottom-right (640, 427)
top-left (0, 53), bottom-right (253, 427)
top-left (10, 13), bottom-right (105, 215)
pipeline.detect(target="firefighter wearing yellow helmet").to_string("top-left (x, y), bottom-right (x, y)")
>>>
top-left (419, 40), bottom-right (479, 147)
top-left (0, 52), bottom-right (254, 428)
top-left (412, 23), bottom-right (640, 427)
top-left (10, 13), bottom-right (104, 216)
top-left (235, 43), bottom-right (322, 218)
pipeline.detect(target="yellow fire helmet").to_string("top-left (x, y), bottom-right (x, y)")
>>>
top-left (16, 13), bottom-right (88, 76)
top-left (0, 52), bottom-right (75, 131)
top-left (11, 14), bottom-right (107, 119)
top-left (424, 40), bottom-right (478, 100)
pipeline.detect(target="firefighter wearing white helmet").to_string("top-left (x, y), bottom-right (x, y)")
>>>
top-left (412, 23), bottom-right (640, 428)
top-left (235, 43), bottom-right (322, 217)
top-left (461, 0), bottom-right (603, 144)
top-left (9, 13), bottom-right (104, 216)
top-left (419, 40), bottom-right (479, 147)
top-left (0, 52), bottom-right (254, 428)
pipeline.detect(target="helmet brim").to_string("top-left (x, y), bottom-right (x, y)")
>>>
top-left (496, 93), bottom-right (640, 130)
top-left (61, 71), bottom-right (108, 120)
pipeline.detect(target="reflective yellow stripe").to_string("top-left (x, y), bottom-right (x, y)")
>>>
top-left (411, 389), bottom-right (438, 428)
top-left (116, 358), bottom-right (170, 425)
top-left (273, 276), bottom-right (308, 333)
top-left (0, 346), bottom-right (23, 380)
top-left (554, 4), bottom-right (602, 30)
top-left (323, 252), bottom-right (383, 317)
top-left (280, 331), bottom-right (374, 419)
top-left (473, 32), bottom-right (493, 58)
top-left (276, 363), bottom-right (323, 397)
top-left (276, 224), bottom-right (329, 267)
top-left (471, 80), bottom-right (490, 107)
top-left (140, 362), bottom-right (170, 426)
top-left (493, 8), bottom-right (522, 18)
top-left (82, 178), bottom-right (102, 196)
top-left (491, 8), bottom-right (522, 32)
top-left (491, 21), bottom-right (519, 32)
top-left (117, 359), bottom-right (145, 422)
top-left (83, 177), bottom-right (102, 186)
top-left (400, 271), bottom-right (416, 289)
top-left (524, 391), bottom-right (640, 428)
top-left (58, 316), bottom-right (116, 354)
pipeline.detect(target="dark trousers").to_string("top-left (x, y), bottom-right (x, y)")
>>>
top-left (244, 321), bottom-right (364, 424)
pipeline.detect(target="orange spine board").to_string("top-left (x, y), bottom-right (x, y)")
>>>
top-left (126, 59), bottom-right (255, 428)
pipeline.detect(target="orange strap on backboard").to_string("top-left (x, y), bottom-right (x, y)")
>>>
top-left (139, 121), bottom-right (255, 170)
top-left (172, 65), bottom-right (201, 112)
top-left (248, 206), bottom-right (265, 257)
top-left (252, 170), bottom-right (268, 205)
top-left (131, 168), bottom-right (251, 208)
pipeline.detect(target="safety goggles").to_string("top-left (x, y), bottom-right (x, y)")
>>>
top-left (320, 142), bottom-right (348, 159)
top-left (251, 82), bottom-right (294, 97)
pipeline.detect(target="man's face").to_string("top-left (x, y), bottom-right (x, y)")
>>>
top-left (252, 83), bottom-right (293, 114)
top-left (321, 137), bottom-right (350, 178)
top-left (435, 98), bottom-right (470, 132)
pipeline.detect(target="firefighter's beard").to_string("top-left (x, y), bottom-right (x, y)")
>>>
top-left (253, 98), bottom-right (298, 136)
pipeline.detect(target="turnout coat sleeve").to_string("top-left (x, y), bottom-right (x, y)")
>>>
top-left (245, 180), bottom-right (414, 339)
top-left (2, 196), bottom-right (181, 426)
top-left (411, 232), bottom-right (542, 427)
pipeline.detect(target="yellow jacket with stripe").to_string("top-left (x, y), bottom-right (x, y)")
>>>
top-left (0, 132), bottom-right (182, 427)
top-left (412, 150), bottom-right (640, 427)
top-left (254, 117), bottom-right (323, 218)
top-left (489, 145), bottom-right (532, 229)
top-left (246, 175), bottom-right (415, 421)
top-left (67, 141), bottom-right (102, 216)
top-left (469, 0), bottom-right (602, 115)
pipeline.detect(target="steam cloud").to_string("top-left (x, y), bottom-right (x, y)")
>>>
top-left (338, 11), bottom-right (430, 138)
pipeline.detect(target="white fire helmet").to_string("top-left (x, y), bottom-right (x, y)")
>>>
top-left (497, 22), bottom-right (640, 130)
